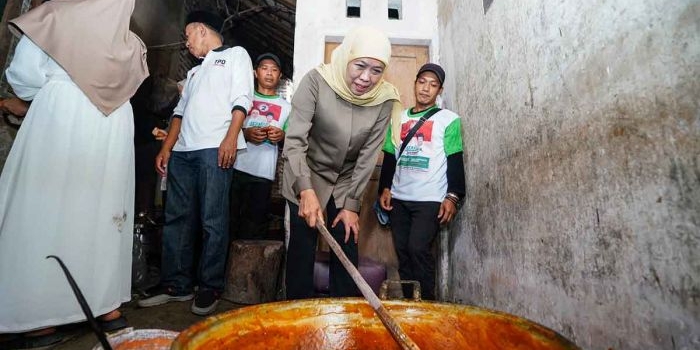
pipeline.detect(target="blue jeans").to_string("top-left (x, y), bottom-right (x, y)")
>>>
top-left (160, 148), bottom-right (234, 293)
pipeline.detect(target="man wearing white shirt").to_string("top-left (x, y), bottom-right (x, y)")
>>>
top-left (230, 53), bottom-right (290, 240)
top-left (378, 63), bottom-right (465, 300)
top-left (139, 10), bottom-right (254, 316)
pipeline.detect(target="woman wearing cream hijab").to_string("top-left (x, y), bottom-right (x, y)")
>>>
top-left (282, 26), bottom-right (401, 299)
top-left (0, 0), bottom-right (148, 347)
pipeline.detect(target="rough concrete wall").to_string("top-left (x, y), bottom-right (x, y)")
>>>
top-left (438, 0), bottom-right (699, 349)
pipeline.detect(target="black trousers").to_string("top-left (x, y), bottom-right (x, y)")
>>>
top-left (286, 197), bottom-right (359, 299)
top-left (390, 198), bottom-right (441, 300)
top-left (134, 141), bottom-right (160, 214)
top-left (229, 169), bottom-right (273, 240)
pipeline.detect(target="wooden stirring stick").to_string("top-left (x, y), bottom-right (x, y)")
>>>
top-left (315, 221), bottom-right (420, 350)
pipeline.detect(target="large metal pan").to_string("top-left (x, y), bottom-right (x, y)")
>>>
top-left (171, 298), bottom-right (579, 349)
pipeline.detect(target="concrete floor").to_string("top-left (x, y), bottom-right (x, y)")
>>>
top-left (51, 299), bottom-right (244, 350)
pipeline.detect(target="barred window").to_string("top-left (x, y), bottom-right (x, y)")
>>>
top-left (346, 0), bottom-right (360, 18)
top-left (388, 0), bottom-right (402, 20)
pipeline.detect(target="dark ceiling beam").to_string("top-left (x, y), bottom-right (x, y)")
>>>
top-left (276, 0), bottom-right (296, 9)
top-left (235, 22), bottom-right (293, 53)
top-left (237, 0), bottom-right (294, 21)
top-left (222, 1), bottom-right (295, 29)
top-left (221, 0), bottom-right (297, 78)
top-left (236, 15), bottom-right (293, 37)
top-left (237, 18), bottom-right (294, 45)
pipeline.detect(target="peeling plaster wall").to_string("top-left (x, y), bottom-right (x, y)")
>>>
top-left (437, 0), bottom-right (699, 349)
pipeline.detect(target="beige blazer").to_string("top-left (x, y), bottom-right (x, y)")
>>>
top-left (282, 69), bottom-right (393, 212)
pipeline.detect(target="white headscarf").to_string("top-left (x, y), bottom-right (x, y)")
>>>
top-left (316, 26), bottom-right (404, 146)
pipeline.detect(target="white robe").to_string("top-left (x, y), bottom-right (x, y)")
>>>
top-left (0, 36), bottom-right (133, 332)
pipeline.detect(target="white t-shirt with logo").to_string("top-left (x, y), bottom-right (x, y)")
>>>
top-left (382, 106), bottom-right (463, 203)
top-left (173, 46), bottom-right (254, 152)
top-left (234, 92), bottom-right (291, 180)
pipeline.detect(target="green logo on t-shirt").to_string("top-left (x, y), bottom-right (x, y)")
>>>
top-left (399, 156), bottom-right (430, 170)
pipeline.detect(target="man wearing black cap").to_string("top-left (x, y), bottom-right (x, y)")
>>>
top-left (229, 53), bottom-right (290, 240)
top-left (377, 63), bottom-right (465, 300)
top-left (139, 9), bottom-right (254, 316)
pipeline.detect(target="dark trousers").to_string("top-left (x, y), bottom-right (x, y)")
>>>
top-left (160, 149), bottom-right (234, 293)
top-left (390, 199), bottom-right (441, 300)
top-left (286, 197), bottom-right (359, 299)
top-left (134, 141), bottom-right (160, 214)
top-left (229, 169), bottom-right (273, 240)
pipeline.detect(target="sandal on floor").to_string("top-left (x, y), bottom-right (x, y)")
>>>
top-left (0, 331), bottom-right (65, 350)
top-left (98, 315), bottom-right (128, 333)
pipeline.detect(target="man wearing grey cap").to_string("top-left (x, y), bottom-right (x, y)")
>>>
top-left (377, 63), bottom-right (465, 300)
top-left (139, 9), bottom-right (254, 316)
top-left (230, 53), bottom-right (291, 240)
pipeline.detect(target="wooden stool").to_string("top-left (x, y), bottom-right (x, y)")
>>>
top-left (223, 240), bottom-right (284, 304)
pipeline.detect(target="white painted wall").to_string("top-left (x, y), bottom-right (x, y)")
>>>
top-left (293, 0), bottom-right (440, 83)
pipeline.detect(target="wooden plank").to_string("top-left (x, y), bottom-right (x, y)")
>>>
top-left (316, 221), bottom-right (420, 350)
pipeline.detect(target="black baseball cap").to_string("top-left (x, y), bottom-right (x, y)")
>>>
top-left (255, 53), bottom-right (282, 69)
top-left (186, 10), bottom-right (224, 33)
top-left (416, 63), bottom-right (445, 86)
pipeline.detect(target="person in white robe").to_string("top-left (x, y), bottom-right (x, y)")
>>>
top-left (0, 0), bottom-right (148, 346)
